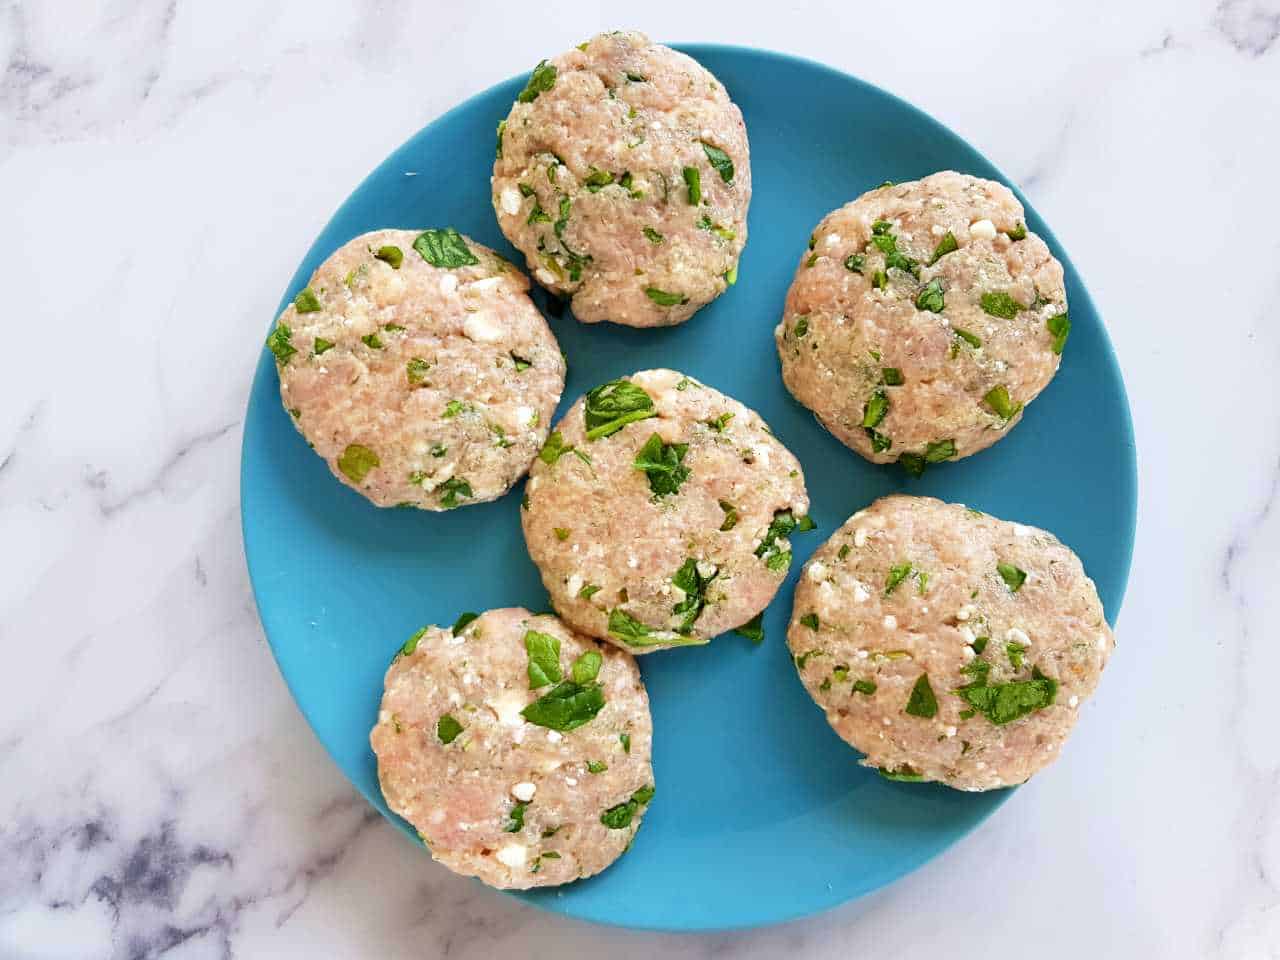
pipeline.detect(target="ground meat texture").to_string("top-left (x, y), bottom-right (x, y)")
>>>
top-left (522, 369), bottom-right (810, 653)
top-left (493, 30), bottom-right (750, 328)
top-left (776, 171), bottom-right (1068, 470)
top-left (268, 229), bottom-right (565, 509)
top-left (370, 608), bottom-right (654, 889)
top-left (787, 495), bottom-right (1113, 791)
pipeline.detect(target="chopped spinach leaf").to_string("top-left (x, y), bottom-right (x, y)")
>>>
top-left (337, 444), bottom-right (379, 483)
top-left (584, 378), bottom-right (657, 440)
top-left (293, 288), bottom-right (322, 313)
top-left (915, 278), bottom-right (945, 313)
top-left (521, 679), bottom-right (605, 730)
top-left (524, 630), bottom-right (562, 688)
top-left (905, 673), bottom-right (938, 718)
top-left (997, 562), bottom-right (1027, 592)
top-left (571, 650), bottom-right (602, 684)
top-left (980, 291), bottom-right (1022, 319)
top-left (700, 141), bottom-right (734, 183)
top-left (928, 231), bottom-right (958, 265)
top-left (1047, 311), bottom-right (1071, 354)
top-left (682, 166), bottom-right (701, 204)
top-left (983, 384), bottom-right (1023, 421)
top-left (374, 245), bottom-right (403, 268)
top-left (413, 228), bottom-right (479, 268)
top-left (436, 714), bottom-right (463, 744)
top-left (633, 433), bottom-right (690, 496)
top-left (645, 287), bottom-right (689, 307)
top-left (266, 324), bottom-right (296, 365)
top-left (517, 60), bottom-right (557, 103)
top-left (734, 612), bottom-right (764, 644)
top-left (438, 477), bottom-right (472, 509)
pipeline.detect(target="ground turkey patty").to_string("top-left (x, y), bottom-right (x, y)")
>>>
top-left (493, 30), bottom-right (750, 327)
top-left (267, 229), bottom-right (565, 509)
top-left (776, 171), bottom-right (1071, 473)
top-left (522, 369), bottom-right (811, 653)
top-left (370, 607), bottom-right (654, 889)
top-left (787, 495), bottom-right (1113, 791)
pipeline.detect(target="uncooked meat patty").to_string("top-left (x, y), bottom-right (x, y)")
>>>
top-left (776, 171), bottom-right (1070, 473)
top-left (522, 369), bottom-right (811, 653)
top-left (267, 228), bottom-right (565, 509)
top-left (787, 495), bottom-right (1113, 791)
top-left (370, 607), bottom-right (654, 888)
top-left (493, 30), bottom-right (750, 327)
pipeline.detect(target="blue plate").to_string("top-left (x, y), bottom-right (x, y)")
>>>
top-left (241, 45), bottom-right (1135, 932)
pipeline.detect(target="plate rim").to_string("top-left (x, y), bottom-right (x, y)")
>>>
top-left (240, 41), bottom-right (1137, 933)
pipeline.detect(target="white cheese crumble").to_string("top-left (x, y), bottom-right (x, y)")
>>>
top-left (944, 726), bottom-right (957, 737)
top-left (807, 561), bottom-right (828, 581)
top-left (930, 224), bottom-right (946, 236)
top-left (1006, 627), bottom-right (1031, 646)
top-left (463, 312), bottom-right (504, 343)
top-left (824, 233), bottom-right (841, 248)
top-left (853, 582), bottom-right (870, 603)
top-left (468, 276), bottom-right (503, 293)
top-left (854, 527), bottom-right (868, 547)
top-left (515, 405), bottom-right (536, 427)
top-left (496, 844), bottom-right (527, 868)
top-left (696, 560), bottom-right (718, 580)
top-left (882, 615), bottom-right (897, 630)
top-left (511, 781), bottom-right (536, 802)
top-left (546, 730), bottom-right (562, 743)
top-left (500, 186), bottom-right (522, 215)
top-left (536, 269), bottom-right (557, 286)
top-left (566, 574), bottom-right (584, 597)
top-left (489, 691), bottom-right (526, 727)
top-left (564, 777), bottom-right (578, 786)
top-left (439, 273), bottom-right (458, 295)
top-left (1013, 524), bottom-right (1034, 538)
top-left (958, 626), bottom-right (976, 646)
top-left (969, 219), bottom-right (997, 239)
top-left (955, 604), bottom-right (975, 621)
top-left (1068, 695), bottom-right (1080, 708)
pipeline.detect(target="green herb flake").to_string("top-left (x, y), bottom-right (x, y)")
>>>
top-left (438, 477), bottom-right (472, 509)
top-left (361, 332), bottom-right (383, 349)
top-left (882, 367), bottom-right (904, 386)
top-left (878, 765), bottom-right (925, 782)
top-left (523, 630), bottom-right (562, 688)
top-left (734, 612), bottom-right (764, 644)
top-left (800, 613), bottom-right (820, 631)
top-left (607, 608), bottom-right (703, 648)
top-left (700, 141), bottom-right (734, 183)
top-left (521, 679), bottom-right (606, 731)
top-left (633, 433), bottom-right (690, 496)
top-left (972, 635), bottom-right (989, 654)
top-left (436, 714), bottom-right (463, 744)
top-left (718, 499), bottom-right (739, 531)
top-left (956, 666), bottom-right (1057, 725)
top-left (451, 612), bottom-right (478, 635)
top-left (495, 119), bottom-right (506, 159)
top-left (915, 278), bottom-right (945, 313)
top-left (266, 324), bottom-right (297, 365)
top-left (929, 231), bottom-right (959, 265)
top-left (443, 399), bottom-right (466, 419)
top-left (925, 438), bottom-right (956, 463)
top-left (400, 626), bottom-right (426, 657)
top-left (645, 287), bottom-right (689, 307)
top-left (904, 673), bottom-right (939, 718)
top-left (337, 444), bottom-right (379, 483)
top-left (862, 390), bottom-right (889, 429)
top-left (293, 288), bottom-right (322, 313)
top-left (1047, 312), bottom-right (1071, 354)
top-left (527, 202), bottom-right (551, 225)
top-left (571, 650), bottom-right (602, 684)
top-left (413, 228), bottom-right (479, 268)
top-left (587, 760), bottom-right (608, 774)
top-left (1006, 642), bottom-right (1028, 671)
top-left (997, 562), bottom-right (1028, 592)
top-left (503, 801), bottom-right (527, 832)
top-left (517, 59), bottom-right (557, 103)
top-left (871, 269), bottom-right (888, 290)
top-left (1007, 221), bottom-right (1027, 241)
top-left (980, 291), bottom-right (1022, 319)
top-left (682, 166), bottom-right (702, 205)
top-left (866, 428), bottom-right (892, 453)
top-left (845, 253), bottom-right (865, 274)
top-left (953, 328), bottom-right (982, 349)
top-left (983, 384), bottom-right (1023, 421)
top-left (620, 732), bottom-right (631, 753)
top-left (853, 679), bottom-right (877, 695)
top-left (374, 245), bottom-right (404, 269)
top-left (584, 168), bottom-right (615, 192)
top-left (600, 784), bottom-right (655, 829)
top-left (584, 378), bottom-right (658, 440)
top-left (511, 353), bottom-right (532, 372)
top-left (793, 316), bottom-right (809, 338)
top-left (671, 557), bottom-right (714, 633)
top-left (884, 562), bottom-right (913, 596)
top-left (706, 411), bottom-right (734, 432)
top-left (643, 226), bottom-right (664, 244)
top-left (311, 337), bottom-right (334, 357)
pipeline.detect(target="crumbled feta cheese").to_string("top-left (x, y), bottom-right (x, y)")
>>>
top-left (546, 730), bottom-right (562, 743)
top-left (496, 844), bottom-right (527, 868)
top-left (564, 777), bottom-right (578, 786)
top-left (931, 224), bottom-right (946, 236)
top-left (807, 561), bottom-right (828, 581)
top-left (696, 560), bottom-right (718, 580)
top-left (824, 234), bottom-right (841, 248)
top-left (515, 405), bottom-right (535, 426)
top-left (566, 574), bottom-right (584, 597)
top-left (463, 312), bottom-right (504, 343)
top-left (856, 649), bottom-right (869, 659)
top-left (536, 269), bottom-right (557, 286)
top-left (969, 219), bottom-right (997, 239)
top-left (854, 528), bottom-right (868, 547)
top-left (511, 781), bottom-right (536, 802)
top-left (1097, 634), bottom-right (1108, 650)
top-left (1013, 524), bottom-right (1034, 538)
top-left (489, 691), bottom-right (526, 727)
top-left (627, 556), bottom-right (639, 569)
top-left (1006, 627), bottom-right (1031, 646)
top-left (958, 626), bottom-right (976, 646)
top-left (882, 615), bottom-right (897, 629)
top-left (882, 717), bottom-right (892, 726)
top-left (955, 604), bottom-right (975, 621)
top-left (1068, 695), bottom-right (1079, 708)
top-left (944, 726), bottom-right (957, 737)
top-left (468, 276), bottom-right (503, 293)
top-left (439, 274), bottom-right (458, 295)
top-left (853, 582), bottom-right (870, 603)
top-left (500, 186), bottom-right (522, 215)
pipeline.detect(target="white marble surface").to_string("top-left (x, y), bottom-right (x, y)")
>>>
top-left (3, 0), bottom-right (1279, 956)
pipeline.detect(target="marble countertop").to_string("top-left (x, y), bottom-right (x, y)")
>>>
top-left (3, 1), bottom-right (1279, 957)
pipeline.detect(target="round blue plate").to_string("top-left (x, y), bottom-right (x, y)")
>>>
top-left (241, 45), bottom-right (1135, 932)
